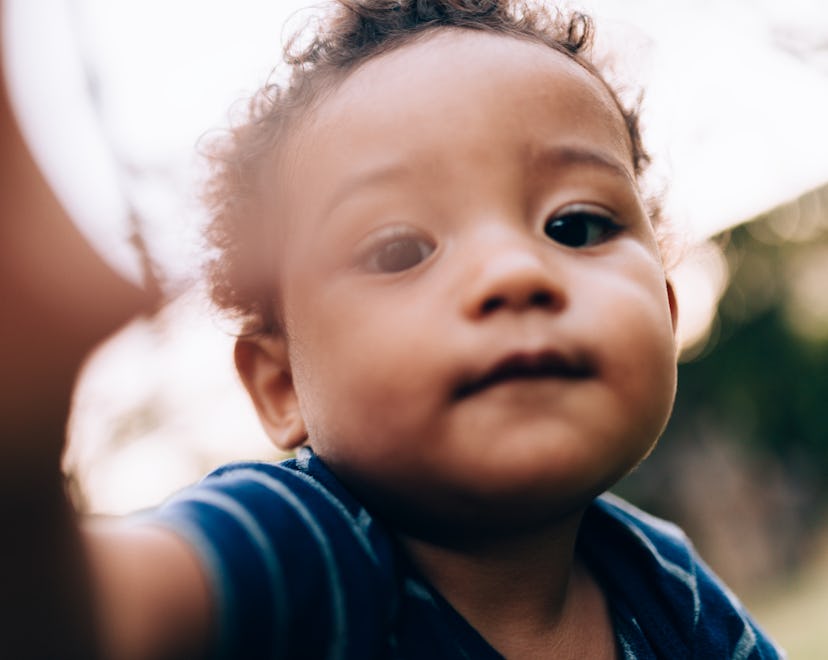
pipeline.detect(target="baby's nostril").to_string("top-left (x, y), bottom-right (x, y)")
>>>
top-left (481, 296), bottom-right (505, 314)
top-left (529, 291), bottom-right (552, 307)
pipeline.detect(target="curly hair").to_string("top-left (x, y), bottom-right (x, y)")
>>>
top-left (201, 0), bottom-right (658, 334)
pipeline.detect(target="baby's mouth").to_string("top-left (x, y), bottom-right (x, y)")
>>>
top-left (453, 351), bottom-right (595, 400)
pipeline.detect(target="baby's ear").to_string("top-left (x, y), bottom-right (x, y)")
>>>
top-left (234, 335), bottom-right (307, 450)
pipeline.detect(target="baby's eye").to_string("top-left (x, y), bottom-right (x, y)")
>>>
top-left (364, 235), bottom-right (435, 273)
top-left (543, 204), bottom-right (620, 248)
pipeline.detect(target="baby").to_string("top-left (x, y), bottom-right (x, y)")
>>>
top-left (15, 0), bottom-right (784, 658)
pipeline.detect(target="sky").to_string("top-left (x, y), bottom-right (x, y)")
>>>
top-left (3, 0), bottom-right (827, 512)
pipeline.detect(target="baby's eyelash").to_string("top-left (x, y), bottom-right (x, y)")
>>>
top-left (543, 204), bottom-right (621, 248)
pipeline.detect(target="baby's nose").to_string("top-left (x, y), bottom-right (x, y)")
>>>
top-left (461, 245), bottom-right (566, 319)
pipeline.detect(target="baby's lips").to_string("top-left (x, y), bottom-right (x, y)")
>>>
top-left (453, 349), bottom-right (595, 399)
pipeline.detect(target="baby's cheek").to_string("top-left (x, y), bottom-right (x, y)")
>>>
top-left (603, 296), bottom-right (676, 415)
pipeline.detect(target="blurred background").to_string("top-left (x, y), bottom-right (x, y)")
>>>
top-left (4, 0), bottom-right (828, 656)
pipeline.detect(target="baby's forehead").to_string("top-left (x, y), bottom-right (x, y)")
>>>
top-left (269, 29), bottom-right (635, 218)
top-left (310, 28), bottom-right (626, 140)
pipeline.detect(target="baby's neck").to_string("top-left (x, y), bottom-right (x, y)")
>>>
top-left (399, 510), bottom-right (617, 659)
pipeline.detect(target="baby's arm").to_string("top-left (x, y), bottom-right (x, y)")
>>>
top-left (0, 11), bottom-right (212, 657)
top-left (84, 524), bottom-right (213, 659)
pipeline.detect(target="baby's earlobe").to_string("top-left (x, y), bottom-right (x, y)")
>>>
top-left (234, 337), bottom-right (307, 450)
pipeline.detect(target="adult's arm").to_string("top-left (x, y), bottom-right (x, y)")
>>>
top-left (0, 7), bottom-right (211, 657)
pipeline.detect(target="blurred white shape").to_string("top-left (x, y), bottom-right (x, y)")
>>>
top-left (670, 240), bottom-right (730, 357)
top-left (80, 435), bottom-right (196, 515)
top-left (71, 0), bottom-right (315, 284)
top-left (3, 0), bottom-right (315, 285)
top-left (66, 292), bottom-right (276, 514)
top-left (2, 0), bottom-right (142, 283)
top-left (584, 0), bottom-right (828, 241)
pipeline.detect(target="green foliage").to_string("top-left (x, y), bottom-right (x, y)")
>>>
top-left (675, 183), bottom-right (828, 498)
top-left (678, 308), bottom-right (828, 472)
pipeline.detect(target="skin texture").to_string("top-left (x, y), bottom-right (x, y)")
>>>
top-left (237, 28), bottom-right (680, 658)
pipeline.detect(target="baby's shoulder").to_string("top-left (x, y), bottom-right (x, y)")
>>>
top-left (581, 494), bottom-right (784, 659)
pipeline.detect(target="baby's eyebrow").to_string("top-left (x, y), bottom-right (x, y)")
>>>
top-left (321, 163), bottom-right (411, 219)
top-left (532, 145), bottom-right (635, 183)
top-left (321, 146), bottom-right (634, 220)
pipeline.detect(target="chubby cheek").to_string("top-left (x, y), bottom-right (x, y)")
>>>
top-left (285, 291), bottom-right (444, 457)
top-left (602, 274), bottom-right (678, 437)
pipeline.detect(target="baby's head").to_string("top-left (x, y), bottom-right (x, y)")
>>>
top-left (205, 0), bottom-right (679, 541)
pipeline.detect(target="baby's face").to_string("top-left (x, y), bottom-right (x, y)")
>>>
top-left (269, 29), bottom-right (678, 538)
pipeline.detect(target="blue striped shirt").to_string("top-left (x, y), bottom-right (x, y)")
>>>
top-left (143, 448), bottom-right (783, 659)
